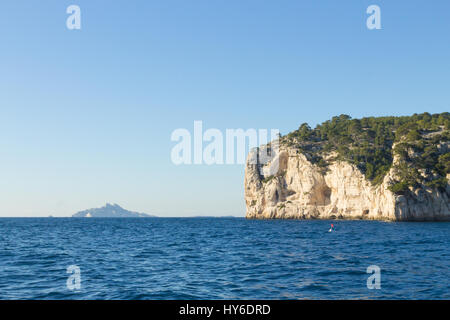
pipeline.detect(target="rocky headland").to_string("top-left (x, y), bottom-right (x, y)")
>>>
top-left (245, 113), bottom-right (450, 221)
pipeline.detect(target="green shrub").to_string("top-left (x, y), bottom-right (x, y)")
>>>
top-left (388, 181), bottom-right (410, 195)
top-left (424, 177), bottom-right (448, 191)
top-left (281, 112), bottom-right (449, 188)
top-left (262, 175), bottom-right (275, 183)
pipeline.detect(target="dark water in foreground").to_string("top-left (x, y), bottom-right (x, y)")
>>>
top-left (0, 218), bottom-right (448, 299)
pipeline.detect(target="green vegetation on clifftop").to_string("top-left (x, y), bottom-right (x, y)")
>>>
top-left (281, 113), bottom-right (450, 194)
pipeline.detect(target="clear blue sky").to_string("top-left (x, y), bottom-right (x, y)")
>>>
top-left (0, 1), bottom-right (449, 216)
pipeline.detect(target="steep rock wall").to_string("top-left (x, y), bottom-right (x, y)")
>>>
top-left (245, 148), bottom-right (450, 221)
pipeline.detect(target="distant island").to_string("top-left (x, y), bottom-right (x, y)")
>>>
top-left (72, 203), bottom-right (156, 218)
top-left (245, 112), bottom-right (450, 221)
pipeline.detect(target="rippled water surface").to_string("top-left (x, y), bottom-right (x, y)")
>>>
top-left (0, 218), bottom-right (448, 299)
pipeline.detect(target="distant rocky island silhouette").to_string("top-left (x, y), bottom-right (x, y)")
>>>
top-left (72, 203), bottom-right (156, 218)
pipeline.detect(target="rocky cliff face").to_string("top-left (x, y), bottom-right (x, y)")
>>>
top-left (245, 146), bottom-right (450, 221)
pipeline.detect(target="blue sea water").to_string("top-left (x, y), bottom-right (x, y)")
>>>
top-left (0, 218), bottom-right (448, 300)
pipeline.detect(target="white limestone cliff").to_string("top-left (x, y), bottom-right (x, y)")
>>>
top-left (245, 147), bottom-right (450, 221)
